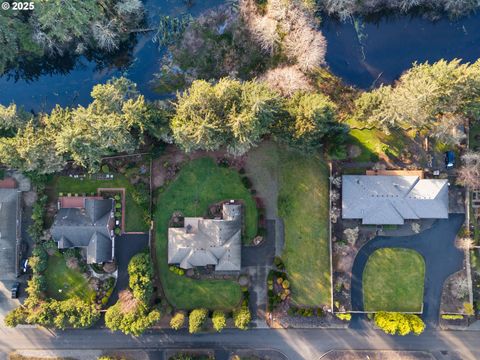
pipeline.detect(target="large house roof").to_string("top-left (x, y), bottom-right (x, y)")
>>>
top-left (342, 175), bottom-right (449, 225)
top-left (168, 203), bottom-right (242, 271)
top-left (51, 198), bottom-right (114, 263)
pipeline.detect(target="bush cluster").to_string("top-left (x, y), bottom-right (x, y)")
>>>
top-left (441, 314), bottom-right (464, 320)
top-left (374, 312), bottom-right (425, 336)
top-left (169, 265), bottom-right (185, 276)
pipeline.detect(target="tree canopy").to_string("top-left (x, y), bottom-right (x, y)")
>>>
top-left (171, 78), bottom-right (282, 155)
top-left (354, 59), bottom-right (480, 145)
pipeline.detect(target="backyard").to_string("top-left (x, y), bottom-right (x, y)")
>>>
top-left (51, 174), bottom-right (149, 232)
top-left (278, 149), bottom-right (331, 307)
top-left (44, 253), bottom-right (96, 302)
top-left (155, 157), bottom-right (258, 310)
top-left (363, 248), bottom-right (425, 312)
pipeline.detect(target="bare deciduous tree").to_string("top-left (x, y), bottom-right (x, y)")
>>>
top-left (451, 276), bottom-right (469, 300)
top-left (92, 20), bottom-right (120, 52)
top-left (457, 152), bottom-right (480, 190)
top-left (260, 66), bottom-right (314, 96)
top-left (343, 227), bottom-right (359, 245)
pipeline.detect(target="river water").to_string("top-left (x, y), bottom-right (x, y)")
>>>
top-left (0, 1), bottom-right (479, 111)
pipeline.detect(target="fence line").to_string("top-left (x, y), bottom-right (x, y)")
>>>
top-left (328, 162), bottom-right (334, 313)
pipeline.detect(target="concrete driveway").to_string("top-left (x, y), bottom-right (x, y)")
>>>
top-left (350, 214), bottom-right (465, 327)
top-left (108, 233), bottom-right (149, 306)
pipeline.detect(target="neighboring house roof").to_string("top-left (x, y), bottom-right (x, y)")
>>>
top-left (342, 175), bottom-right (449, 225)
top-left (168, 203), bottom-right (242, 271)
top-left (0, 188), bottom-right (19, 277)
top-left (51, 198), bottom-right (114, 263)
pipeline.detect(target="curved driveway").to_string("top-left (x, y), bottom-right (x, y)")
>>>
top-left (350, 214), bottom-right (465, 327)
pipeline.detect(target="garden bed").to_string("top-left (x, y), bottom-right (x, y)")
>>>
top-left (440, 269), bottom-right (472, 316)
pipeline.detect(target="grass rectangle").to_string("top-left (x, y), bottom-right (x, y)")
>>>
top-left (363, 248), bottom-right (425, 312)
top-left (278, 149), bottom-right (331, 307)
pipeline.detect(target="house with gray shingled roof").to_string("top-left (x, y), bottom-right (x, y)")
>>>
top-left (51, 198), bottom-right (115, 264)
top-left (168, 203), bottom-right (242, 271)
top-left (342, 175), bottom-right (449, 225)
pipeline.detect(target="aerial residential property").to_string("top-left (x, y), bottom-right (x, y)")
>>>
top-left (1, 0), bottom-right (480, 359)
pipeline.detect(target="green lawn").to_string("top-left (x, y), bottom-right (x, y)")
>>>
top-left (44, 253), bottom-right (96, 302)
top-left (52, 175), bottom-right (148, 232)
top-left (155, 157), bottom-right (258, 310)
top-left (363, 248), bottom-right (425, 312)
top-left (278, 149), bottom-right (331, 307)
top-left (346, 128), bottom-right (411, 162)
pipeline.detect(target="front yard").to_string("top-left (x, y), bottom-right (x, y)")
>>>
top-left (278, 149), bottom-right (331, 307)
top-left (51, 174), bottom-right (149, 232)
top-left (44, 252), bottom-right (96, 302)
top-left (363, 248), bottom-right (425, 312)
top-left (155, 157), bottom-right (257, 310)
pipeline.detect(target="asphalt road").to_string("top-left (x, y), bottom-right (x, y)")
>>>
top-left (0, 327), bottom-right (479, 360)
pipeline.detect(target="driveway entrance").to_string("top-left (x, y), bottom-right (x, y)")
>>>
top-left (350, 214), bottom-right (465, 327)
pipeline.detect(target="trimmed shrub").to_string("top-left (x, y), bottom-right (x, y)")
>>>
top-left (233, 307), bottom-right (251, 330)
top-left (241, 176), bottom-right (252, 189)
top-left (115, 203), bottom-right (122, 209)
top-left (101, 165), bottom-right (110, 173)
top-left (282, 280), bottom-right (290, 289)
top-left (441, 314), bottom-right (464, 320)
top-left (374, 312), bottom-right (425, 336)
top-left (170, 312), bottom-right (186, 330)
top-left (188, 308), bottom-right (208, 334)
top-left (336, 313), bottom-right (352, 321)
top-left (212, 310), bottom-right (226, 332)
top-left (114, 194), bottom-right (121, 201)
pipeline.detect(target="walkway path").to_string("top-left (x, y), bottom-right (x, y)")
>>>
top-left (350, 214), bottom-right (465, 327)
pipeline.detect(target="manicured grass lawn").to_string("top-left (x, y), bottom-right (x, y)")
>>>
top-left (278, 149), bottom-right (331, 307)
top-left (44, 253), bottom-right (96, 302)
top-left (155, 157), bottom-right (258, 310)
top-left (52, 175), bottom-right (148, 232)
top-left (363, 248), bottom-right (425, 312)
top-left (346, 128), bottom-right (411, 162)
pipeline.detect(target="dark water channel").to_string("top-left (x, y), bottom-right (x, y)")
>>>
top-left (323, 13), bottom-right (480, 88)
top-left (0, 1), bottom-right (480, 112)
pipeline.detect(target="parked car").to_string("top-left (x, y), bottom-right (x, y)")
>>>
top-left (11, 282), bottom-right (20, 299)
top-left (20, 258), bottom-right (29, 273)
top-left (445, 151), bottom-right (455, 169)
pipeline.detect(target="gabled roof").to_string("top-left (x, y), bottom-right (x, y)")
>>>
top-left (168, 203), bottom-right (242, 271)
top-left (51, 198), bottom-right (114, 263)
top-left (342, 175), bottom-right (449, 225)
